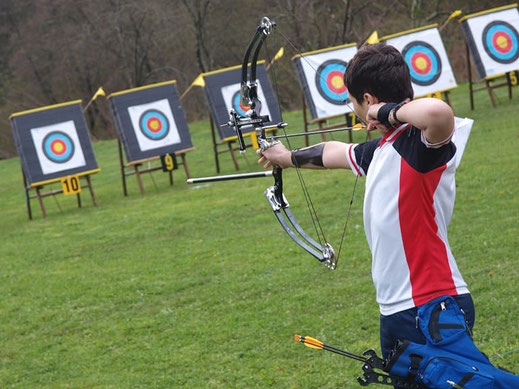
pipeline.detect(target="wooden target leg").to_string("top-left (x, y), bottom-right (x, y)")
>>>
top-left (345, 113), bottom-right (353, 143)
top-left (228, 141), bottom-right (240, 171)
top-left (443, 91), bottom-right (452, 108)
top-left (210, 117), bottom-right (221, 174)
top-left (26, 188), bottom-right (33, 220)
top-left (77, 192), bottom-right (82, 208)
top-left (22, 168), bottom-right (32, 220)
top-left (36, 186), bottom-right (47, 218)
top-left (302, 92), bottom-right (309, 147)
top-left (486, 80), bottom-right (498, 108)
top-left (134, 165), bottom-right (145, 196)
top-left (117, 137), bottom-right (128, 197)
top-left (465, 41), bottom-right (475, 111)
top-left (85, 175), bottom-right (97, 206)
top-left (169, 170), bottom-right (173, 186)
top-left (180, 153), bottom-right (191, 179)
top-left (319, 120), bottom-right (326, 142)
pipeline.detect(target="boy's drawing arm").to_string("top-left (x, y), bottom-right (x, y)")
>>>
top-left (396, 98), bottom-right (455, 144)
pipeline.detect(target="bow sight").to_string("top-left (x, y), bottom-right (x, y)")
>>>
top-left (222, 16), bottom-right (282, 154)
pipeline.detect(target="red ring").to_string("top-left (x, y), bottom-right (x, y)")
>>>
top-left (326, 70), bottom-right (347, 93)
top-left (146, 117), bottom-right (163, 133)
top-left (492, 31), bottom-right (512, 53)
top-left (410, 52), bottom-right (432, 75)
top-left (50, 139), bottom-right (67, 155)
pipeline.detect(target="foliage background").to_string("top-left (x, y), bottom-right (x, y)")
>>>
top-left (0, 0), bottom-right (512, 157)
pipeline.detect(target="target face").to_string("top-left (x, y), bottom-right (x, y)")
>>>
top-left (30, 120), bottom-right (86, 175)
top-left (402, 41), bottom-right (442, 86)
top-left (482, 21), bottom-right (519, 63)
top-left (139, 109), bottom-right (170, 140)
top-left (231, 90), bottom-right (254, 116)
top-left (42, 131), bottom-right (75, 163)
top-left (127, 98), bottom-right (180, 152)
top-left (315, 59), bottom-right (349, 104)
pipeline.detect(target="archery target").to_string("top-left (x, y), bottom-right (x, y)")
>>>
top-left (31, 120), bottom-right (86, 175)
top-left (221, 81), bottom-right (271, 124)
top-left (482, 21), bottom-right (519, 64)
top-left (294, 45), bottom-right (357, 118)
top-left (315, 59), bottom-right (349, 104)
top-left (462, 7), bottom-right (519, 78)
top-left (385, 27), bottom-right (456, 97)
top-left (127, 98), bottom-right (180, 152)
top-left (402, 41), bottom-right (442, 86)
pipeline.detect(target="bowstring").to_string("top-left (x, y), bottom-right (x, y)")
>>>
top-left (264, 39), bottom-right (328, 250)
top-left (273, 27), bottom-right (371, 266)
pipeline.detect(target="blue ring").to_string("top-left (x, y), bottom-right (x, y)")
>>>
top-left (42, 131), bottom-right (74, 163)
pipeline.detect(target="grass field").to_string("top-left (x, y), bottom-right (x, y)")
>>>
top-left (0, 84), bottom-right (518, 388)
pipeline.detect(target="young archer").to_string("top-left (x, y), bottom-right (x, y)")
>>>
top-left (257, 43), bottom-right (474, 363)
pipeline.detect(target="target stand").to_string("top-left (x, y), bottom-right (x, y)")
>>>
top-left (381, 24), bottom-right (457, 108)
top-left (10, 100), bottom-right (100, 219)
top-left (108, 81), bottom-right (194, 197)
top-left (292, 44), bottom-right (370, 146)
top-left (198, 62), bottom-right (282, 173)
top-left (460, 4), bottom-right (519, 110)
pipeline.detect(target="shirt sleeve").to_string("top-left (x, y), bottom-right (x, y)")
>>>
top-left (346, 137), bottom-right (381, 177)
top-left (420, 128), bottom-right (454, 149)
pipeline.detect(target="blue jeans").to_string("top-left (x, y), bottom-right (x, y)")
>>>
top-left (380, 293), bottom-right (475, 360)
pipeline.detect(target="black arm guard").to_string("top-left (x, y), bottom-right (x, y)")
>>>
top-left (291, 144), bottom-right (325, 167)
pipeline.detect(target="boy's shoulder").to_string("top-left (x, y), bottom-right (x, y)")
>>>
top-left (393, 126), bottom-right (456, 173)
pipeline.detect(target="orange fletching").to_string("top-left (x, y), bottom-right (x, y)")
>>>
top-left (303, 336), bottom-right (323, 350)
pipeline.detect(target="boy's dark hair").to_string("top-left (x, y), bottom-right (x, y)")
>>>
top-left (344, 43), bottom-right (413, 103)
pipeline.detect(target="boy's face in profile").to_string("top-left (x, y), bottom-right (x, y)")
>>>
top-left (350, 95), bottom-right (368, 123)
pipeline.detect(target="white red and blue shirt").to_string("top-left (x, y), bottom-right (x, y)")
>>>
top-left (346, 124), bottom-right (469, 315)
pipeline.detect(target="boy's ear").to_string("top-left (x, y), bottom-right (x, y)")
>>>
top-left (363, 93), bottom-right (379, 105)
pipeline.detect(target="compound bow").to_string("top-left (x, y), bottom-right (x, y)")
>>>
top-left (189, 16), bottom-right (367, 271)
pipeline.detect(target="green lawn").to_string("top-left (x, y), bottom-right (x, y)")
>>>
top-left (0, 84), bottom-right (517, 388)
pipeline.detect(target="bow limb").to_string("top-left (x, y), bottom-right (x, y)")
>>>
top-left (264, 166), bottom-right (337, 269)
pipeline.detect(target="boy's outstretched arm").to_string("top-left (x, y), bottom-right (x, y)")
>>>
top-left (257, 141), bottom-right (352, 170)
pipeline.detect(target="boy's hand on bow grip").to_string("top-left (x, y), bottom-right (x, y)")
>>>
top-left (256, 142), bottom-right (293, 169)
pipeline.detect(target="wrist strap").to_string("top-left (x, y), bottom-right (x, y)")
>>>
top-left (390, 101), bottom-right (407, 126)
top-left (377, 103), bottom-right (398, 127)
top-left (377, 101), bottom-right (407, 127)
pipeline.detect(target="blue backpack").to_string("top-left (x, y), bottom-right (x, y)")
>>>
top-left (385, 295), bottom-right (519, 388)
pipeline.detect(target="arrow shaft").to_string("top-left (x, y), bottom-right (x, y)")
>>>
top-left (269, 126), bottom-right (366, 140)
